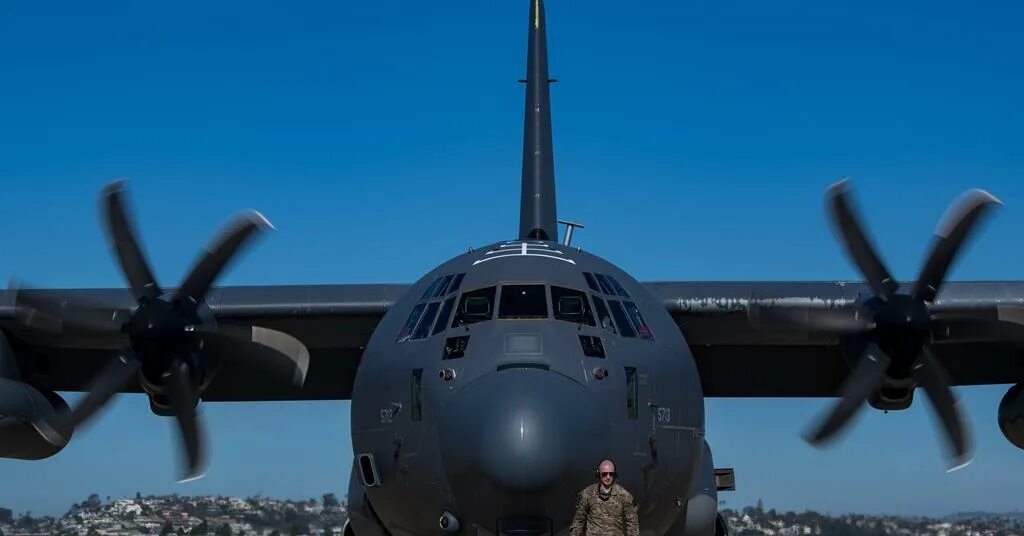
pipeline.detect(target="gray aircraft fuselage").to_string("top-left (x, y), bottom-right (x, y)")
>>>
top-left (351, 241), bottom-right (705, 536)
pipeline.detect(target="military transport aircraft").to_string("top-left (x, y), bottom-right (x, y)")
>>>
top-left (3, 1), bottom-right (1024, 536)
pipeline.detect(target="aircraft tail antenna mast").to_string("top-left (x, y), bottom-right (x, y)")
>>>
top-left (559, 219), bottom-right (584, 247)
top-left (518, 0), bottom-right (558, 242)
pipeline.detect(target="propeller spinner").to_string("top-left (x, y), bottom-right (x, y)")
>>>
top-left (13, 180), bottom-right (310, 481)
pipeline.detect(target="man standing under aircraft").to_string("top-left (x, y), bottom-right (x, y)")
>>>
top-left (570, 459), bottom-right (640, 536)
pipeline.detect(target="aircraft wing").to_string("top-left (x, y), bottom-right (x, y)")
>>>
top-left (0, 284), bottom-right (408, 401)
top-left (645, 281), bottom-right (1024, 397)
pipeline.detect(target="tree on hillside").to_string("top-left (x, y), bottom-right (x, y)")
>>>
top-left (17, 512), bottom-right (34, 529)
top-left (85, 494), bottom-right (102, 509)
top-left (322, 494), bottom-right (340, 509)
top-left (161, 521), bottom-right (174, 535)
top-left (215, 523), bottom-right (232, 536)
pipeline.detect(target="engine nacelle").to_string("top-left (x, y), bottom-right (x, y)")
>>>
top-left (665, 440), bottom-right (718, 536)
top-left (0, 378), bottom-right (71, 460)
top-left (998, 383), bottom-right (1024, 449)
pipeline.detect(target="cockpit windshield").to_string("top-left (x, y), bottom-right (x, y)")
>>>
top-left (551, 286), bottom-right (595, 326)
top-left (499, 285), bottom-right (548, 319)
top-left (452, 286), bottom-right (497, 327)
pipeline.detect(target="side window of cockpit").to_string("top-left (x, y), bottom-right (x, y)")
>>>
top-left (606, 275), bottom-right (630, 298)
top-left (499, 285), bottom-right (548, 319)
top-left (592, 295), bottom-right (616, 334)
top-left (452, 286), bottom-right (497, 327)
top-left (448, 273), bottom-right (466, 295)
top-left (396, 303), bottom-right (427, 342)
top-left (433, 296), bottom-right (457, 336)
top-left (583, 272), bottom-right (601, 293)
top-left (412, 301), bottom-right (441, 340)
top-left (594, 274), bottom-right (615, 295)
top-left (607, 300), bottom-right (637, 338)
top-left (420, 277), bottom-right (444, 301)
top-left (624, 301), bottom-right (654, 340)
top-left (432, 275), bottom-right (454, 298)
top-left (551, 286), bottom-right (595, 326)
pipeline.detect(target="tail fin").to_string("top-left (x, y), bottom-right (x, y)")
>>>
top-left (519, 0), bottom-right (558, 241)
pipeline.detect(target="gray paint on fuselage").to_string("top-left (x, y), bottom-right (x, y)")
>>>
top-left (351, 241), bottom-right (704, 536)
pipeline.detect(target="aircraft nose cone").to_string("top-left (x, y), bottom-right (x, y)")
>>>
top-left (441, 368), bottom-right (602, 492)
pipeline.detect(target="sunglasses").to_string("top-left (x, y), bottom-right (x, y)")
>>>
top-left (600, 472), bottom-right (616, 477)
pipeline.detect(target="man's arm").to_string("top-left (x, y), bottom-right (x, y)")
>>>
top-left (569, 491), bottom-right (588, 536)
top-left (623, 495), bottom-right (639, 536)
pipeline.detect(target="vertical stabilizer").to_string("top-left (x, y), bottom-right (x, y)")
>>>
top-left (519, 0), bottom-right (558, 241)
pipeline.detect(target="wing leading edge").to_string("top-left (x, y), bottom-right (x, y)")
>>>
top-left (646, 281), bottom-right (1024, 397)
top-left (0, 284), bottom-right (409, 401)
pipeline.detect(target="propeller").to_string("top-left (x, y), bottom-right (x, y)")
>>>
top-left (780, 180), bottom-right (999, 470)
top-left (13, 180), bottom-right (310, 481)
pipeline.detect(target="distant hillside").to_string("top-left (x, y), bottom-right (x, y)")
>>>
top-left (945, 511), bottom-right (1024, 523)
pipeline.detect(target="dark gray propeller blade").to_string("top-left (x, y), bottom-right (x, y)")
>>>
top-left (175, 211), bottom-right (272, 313)
top-left (166, 360), bottom-right (205, 482)
top-left (805, 342), bottom-right (892, 445)
top-left (194, 325), bottom-right (309, 387)
top-left (911, 190), bottom-right (1001, 304)
top-left (12, 285), bottom-right (126, 335)
top-left (9, 180), bottom-right (300, 481)
top-left (102, 180), bottom-right (162, 301)
top-left (913, 346), bottom-right (972, 470)
top-left (826, 179), bottom-right (899, 301)
top-left (64, 353), bottom-right (141, 431)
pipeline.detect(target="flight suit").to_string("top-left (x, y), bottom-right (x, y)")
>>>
top-left (569, 483), bottom-right (640, 536)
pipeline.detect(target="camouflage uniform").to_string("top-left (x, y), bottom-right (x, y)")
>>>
top-left (569, 483), bottom-right (640, 536)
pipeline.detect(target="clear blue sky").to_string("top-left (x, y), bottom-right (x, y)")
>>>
top-left (2, 0), bottom-right (1023, 518)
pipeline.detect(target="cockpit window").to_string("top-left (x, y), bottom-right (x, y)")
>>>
top-left (396, 303), bottom-right (427, 342)
top-left (594, 274), bottom-right (615, 295)
top-left (607, 300), bottom-right (637, 338)
top-left (623, 301), bottom-right (654, 340)
top-left (433, 296), bottom-right (457, 336)
top-left (592, 295), bottom-right (616, 334)
top-left (420, 277), bottom-right (443, 301)
top-left (606, 275), bottom-right (630, 298)
top-left (551, 286), bottom-right (595, 326)
top-left (499, 285), bottom-right (548, 319)
top-left (452, 286), bottom-right (497, 327)
top-left (432, 275), bottom-right (454, 298)
top-left (412, 301), bottom-right (441, 340)
top-left (448, 273), bottom-right (466, 295)
top-left (583, 272), bottom-right (601, 293)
